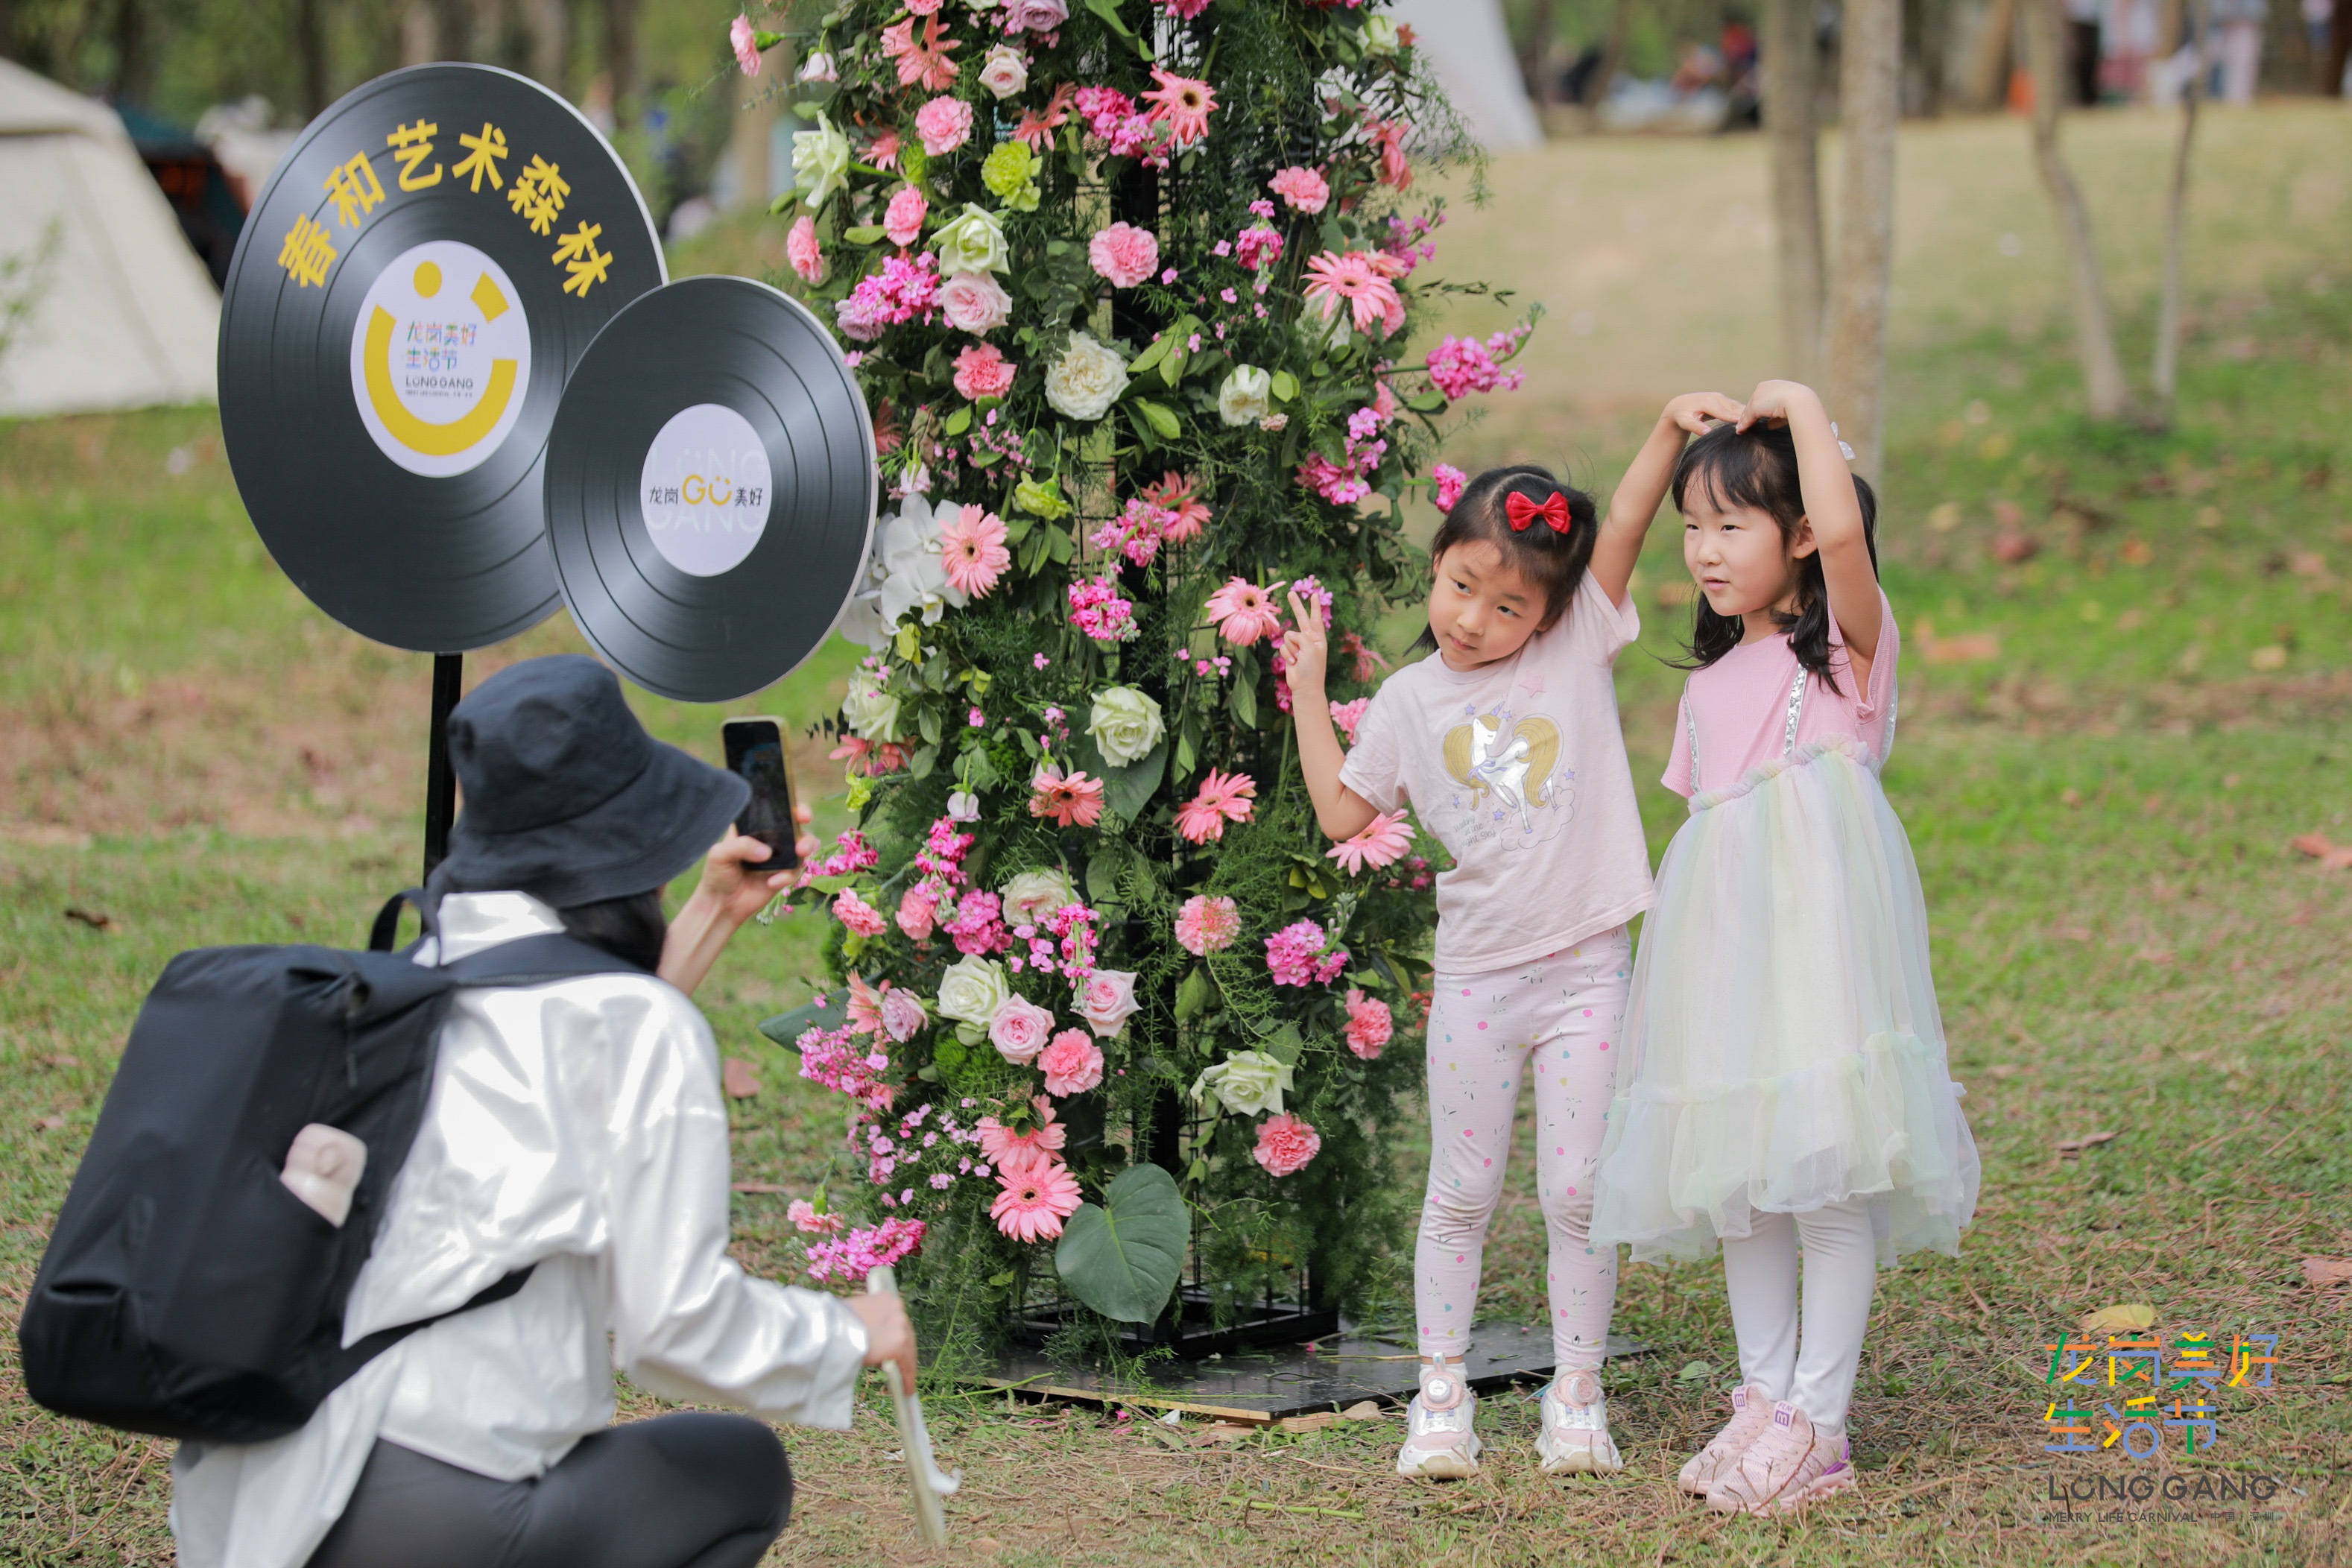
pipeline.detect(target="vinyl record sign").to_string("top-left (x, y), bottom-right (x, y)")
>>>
top-left (543, 276), bottom-right (876, 703)
top-left (218, 63), bottom-right (663, 653)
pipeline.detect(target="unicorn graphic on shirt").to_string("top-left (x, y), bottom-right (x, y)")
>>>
top-left (1444, 709), bottom-right (1564, 834)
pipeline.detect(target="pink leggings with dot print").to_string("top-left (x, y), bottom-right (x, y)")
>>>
top-left (1415, 926), bottom-right (1631, 1372)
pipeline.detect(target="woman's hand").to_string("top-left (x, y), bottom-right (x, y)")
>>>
top-left (1663, 391), bottom-right (1745, 435)
top-left (847, 1292), bottom-right (918, 1390)
top-left (1279, 590), bottom-right (1330, 701)
top-left (1735, 379), bottom-right (1821, 432)
top-left (656, 808), bottom-right (819, 995)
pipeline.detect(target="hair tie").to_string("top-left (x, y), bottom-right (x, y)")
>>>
top-left (1505, 490), bottom-right (1571, 534)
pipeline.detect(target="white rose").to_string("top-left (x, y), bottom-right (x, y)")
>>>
top-left (936, 954), bottom-right (1011, 1027)
top-left (979, 44), bottom-right (1028, 98)
top-left (1000, 867), bottom-right (1081, 924)
top-left (931, 203), bottom-right (1010, 276)
top-left (797, 51), bottom-right (839, 82)
top-left (1086, 686), bottom-right (1164, 766)
top-left (1361, 15), bottom-right (1400, 54)
top-left (1189, 1049), bottom-right (1294, 1116)
top-left (1045, 332), bottom-right (1129, 422)
top-left (792, 113), bottom-right (851, 212)
top-left (1218, 364), bottom-right (1272, 427)
top-left (842, 666), bottom-right (902, 742)
top-left (939, 271), bottom-right (1014, 334)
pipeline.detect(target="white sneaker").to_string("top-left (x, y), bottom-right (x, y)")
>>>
top-left (1396, 1362), bottom-right (1482, 1479)
top-left (1706, 1400), bottom-right (1859, 1515)
top-left (1536, 1367), bottom-right (1622, 1474)
top-left (1678, 1382), bottom-right (1774, 1496)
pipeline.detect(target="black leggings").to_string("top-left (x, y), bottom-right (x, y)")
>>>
top-left (306, 1413), bottom-right (791, 1568)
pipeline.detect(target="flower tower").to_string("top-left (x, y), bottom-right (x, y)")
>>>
top-left (736, 0), bottom-right (1533, 1341)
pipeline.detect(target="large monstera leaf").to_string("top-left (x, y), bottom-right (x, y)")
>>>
top-left (1053, 1163), bottom-right (1188, 1323)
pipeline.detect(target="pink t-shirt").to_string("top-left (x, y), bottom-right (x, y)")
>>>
top-left (1339, 569), bottom-right (1654, 973)
top-left (1665, 589), bottom-right (1900, 797)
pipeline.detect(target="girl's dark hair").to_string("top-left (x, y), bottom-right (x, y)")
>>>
top-left (554, 888), bottom-right (668, 973)
top-left (1411, 464), bottom-right (1600, 654)
top-left (1671, 422), bottom-right (1878, 692)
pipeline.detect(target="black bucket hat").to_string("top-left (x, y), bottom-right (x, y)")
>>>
top-left (431, 655), bottom-right (747, 909)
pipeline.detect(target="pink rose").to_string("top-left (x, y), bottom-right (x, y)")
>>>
top-left (1268, 165), bottom-right (1329, 214)
top-left (1001, 0), bottom-right (1069, 34)
top-left (832, 887), bottom-right (888, 938)
top-left (953, 342), bottom-right (1017, 401)
top-left (915, 95), bottom-right (974, 156)
top-left (940, 271), bottom-right (1014, 334)
top-left (896, 882), bottom-right (941, 941)
top-left (884, 185), bottom-right (929, 247)
top-left (979, 44), bottom-right (1029, 98)
top-left (1343, 987), bottom-right (1393, 1060)
top-left (1253, 1112), bottom-right (1321, 1177)
top-left (988, 994), bottom-right (1056, 1063)
top-left (882, 987), bottom-right (929, 1043)
top-left (787, 214), bottom-right (826, 285)
top-left (1078, 968), bottom-right (1139, 1038)
top-left (1038, 1028), bottom-right (1105, 1096)
top-left (1087, 222), bottom-right (1160, 288)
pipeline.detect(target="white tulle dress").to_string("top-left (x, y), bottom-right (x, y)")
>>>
top-left (1592, 601), bottom-right (1980, 1266)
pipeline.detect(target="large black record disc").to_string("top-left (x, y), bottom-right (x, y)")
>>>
top-left (544, 276), bottom-right (876, 704)
top-left (218, 63), bottom-right (663, 653)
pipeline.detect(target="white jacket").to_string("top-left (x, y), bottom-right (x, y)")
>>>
top-left (171, 891), bottom-right (867, 1568)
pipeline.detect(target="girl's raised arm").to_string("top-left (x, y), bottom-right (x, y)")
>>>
top-left (1739, 380), bottom-right (1882, 666)
top-left (1590, 392), bottom-right (1747, 608)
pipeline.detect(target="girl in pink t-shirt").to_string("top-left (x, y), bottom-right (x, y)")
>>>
top-left (1283, 393), bottom-right (1742, 1482)
top-left (1591, 382), bottom-right (1980, 1517)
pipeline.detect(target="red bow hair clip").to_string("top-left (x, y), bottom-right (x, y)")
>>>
top-left (1505, 490), bottom-right (1571, 534)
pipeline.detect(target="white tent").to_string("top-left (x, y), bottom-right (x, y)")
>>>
top-left (0, 60), bottom-right (221, 418)
top-left (1390, 0), bottom-right (1544, 154)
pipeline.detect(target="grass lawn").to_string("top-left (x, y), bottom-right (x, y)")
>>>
top-left (4, 107), bottom-right (2351, 1564)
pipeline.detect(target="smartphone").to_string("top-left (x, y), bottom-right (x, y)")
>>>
top-left (721, 718), bottom-right (801, 873)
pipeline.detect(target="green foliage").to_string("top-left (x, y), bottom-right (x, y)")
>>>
top-left (1053, 1163), bottom-right (1189, 1321)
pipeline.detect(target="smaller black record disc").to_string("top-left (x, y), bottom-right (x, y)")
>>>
top-left (543, 276), bottom-right (877, 704)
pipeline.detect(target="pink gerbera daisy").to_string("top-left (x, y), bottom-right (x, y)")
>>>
top-left (1204, 575), bottom-right (1286, 645)
top-left (1028, 765), bottom-right (1105, 829)
top-left (938, 504), bottom-right (1011, 598)
top-left (1174, 769), bottom-right (1256, 844)
top-left (1326, 809), bottom-right (1414, 874)
top-left (990, 1159), bottom-right (1084, 1242)
top-left (1139, 66), bottom-right (1217, 148)
top-left (1014, 83), bottom-right (1077, 148)
top-left (977, 1096), bottom-right (1067, 1173)
top-left (1302, 250), bottom-right (1406, 338)
top-left (1141, 470), bottom-right (1211, 543)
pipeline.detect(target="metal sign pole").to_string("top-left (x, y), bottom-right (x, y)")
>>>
top-left (422, 653), bottom-right (463, 880)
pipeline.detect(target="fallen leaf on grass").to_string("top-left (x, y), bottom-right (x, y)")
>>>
top-left (1675, 1360), bottom-right (1713, 1383)
top-left (1142, 1425), bottom-right (1189, 1450)
top-left (729, 1181), bottom-right (786, 1194)
top-left (2132, 947), bottom-right (2174, 965)
top-left (1279, 1411), bottom-right (1341, 1434)
top-left (1190, 1423), bottom-right (1256, 1446)
top-left (34, 1116), bottom-right (66, 1131)
top-left (721, 1058), bottom-right (762, 1098)
top-left (2119, 538), bottom-right (2153, 566)
top-left (1927, 502), bottom-right (1963, 532)
top-left (2301, 1259), bottom-right (2352, 1289)
top-left (2080, 1303), bottom-right (2156, 1335)
top-left (2060, 788), bottom-right (2083, 809)
top-left (1990, 532), bottom-right (2040, 565)
top-left (970, 1539), bottom-right (1004, 1554)
top-left (44, 1054), bottom-right (78, 1069)
top-left (63, 906), bottom-right (114, 931)
top-left (2049, 923), bottom-right (2092, 942)
top-left (2055, 1129), bottom-right (2119, 1156)
top-left (1341, 1400), bottom-right (1386, 1420)
top-left (2289, 833), bottom-right (2352, 870)
top-left (1924, 631), bottom-right (2001, 666)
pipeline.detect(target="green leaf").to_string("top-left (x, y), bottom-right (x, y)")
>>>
top-left (1406, 389), bottom-right (1449, 413)
top-left (1175, 966), bottom-right (1213, 1020)
top-left (1084, 0), bottom-right (1134, 36)
top-left (1261, 1022), bottom-right (1305, 1066)
top-left (987, 1269), bottom-right (1018, 1288)
top-left (1046, 527), bottom-right (1075, 563)
top-left (1173, 728), bottom-right (1196, 775)
top-left (1085, 845), bottom-right (1127, 902)
top-left (1101, 740), bottom-right (1167, 821)
top-left (1129, 333), bottom-right (1175, 376)
top-left (759, 987), bottom-right (852, 1047)
top-left (1019, 529), bottom-right (1052, 575)
top-left (1054, 1164), bottom-right (1187, 1323)
top-left (1132, 399), bottom-right (1180, 439)
top-left (1125, 403), bottom-right (1160, 451)
top-left (943, 405), bottom-right (973, 436)
top-left (1271, 370), bottom-right (1299, 402)
top-left (971, 448), bottom-right (1002, 467)
top-left (843, 224), bottom-right (888, 245)
top-left (910, 743), bottom-right (939, 779)
top-left (1230, 674), bottom-right (1258, 729)
top-left (917, 705), bottom-right (943, 746)
top-left (1003, 513), bottom-right (1034, 544)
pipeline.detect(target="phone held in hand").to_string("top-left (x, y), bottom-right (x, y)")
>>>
top-left (721, 718), bottom-right (800, 873)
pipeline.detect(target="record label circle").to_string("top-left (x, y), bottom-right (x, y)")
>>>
top-left (639, 402), bottom-right (772, 577)
top-left (347, 241), bottom-right (535, 478)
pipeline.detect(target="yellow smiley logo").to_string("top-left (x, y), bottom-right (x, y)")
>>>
top-left (362, 268), bottom-right (520, 458)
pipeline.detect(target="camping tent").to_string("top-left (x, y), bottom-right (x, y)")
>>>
top-left (1390, 0), bottom-right (1544, 153)
top-left (0, 59), bottom-right (221, 418)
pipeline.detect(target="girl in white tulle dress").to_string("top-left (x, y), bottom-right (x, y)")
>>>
top-left (1591, 381), bottom-right (1979, 1517)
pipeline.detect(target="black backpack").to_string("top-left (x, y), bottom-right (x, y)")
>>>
top-left (17, 892), bottom-right (632, 1444)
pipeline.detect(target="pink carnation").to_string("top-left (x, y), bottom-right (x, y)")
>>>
top-left (1038, 1028), bottom-right (1105, 1096)
top-left (1343, 987), bottom-right (1394, 1060)
top-left (1425, 329), bottom-right (1529, 400)
top-left (940, 271), bottom-right (1014, 335)
top-left (1265, 918), bottom-right (1347, 987)
top-left (897, 882), bottom-right (942, 941)
top-left (832, 887), bottom-right (888, 938)
top-left (1174, 894), bottom-right (1239, 955)
top-left (1087, 222), bottom-right (1160, 288)
top-left (1432, 462), bottom-right (1467, 512)
top-left (1268, 165), bottom-right (1329, 213)
top-left (991, 1160), bottom-right (1082, 1242)
top-left (938, 503), bottom-right (1011, 598)
top-left (884, 185), bottom-right (929, 247)
top-left (730, 14), bottom-right (762, 75)
top-left (915, 95), bottom-right (975, 156)
top-left (787, 1198), bottom-right (843, 1235)
top-left (989, 994), bottom-right (1057, 1063)
top-left (787, 214), bottom-right (826, 285)
top-left (1252, 1113), bottom-right (1321, 1177)
top-left (1234, 224), bottom-right (1283, 272)
top-left (952, 342), bottom-right (1017, 402)
top-left (1204, 576), bottom-right (1285, 645)
top-left (1327, 809), bottom-right (1414, 875)
top-left (806, 1216), bottom-right (926, 1286)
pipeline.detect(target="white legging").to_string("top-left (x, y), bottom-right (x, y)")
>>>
top-left (1719, 1200), bottom-right (1877, 1438)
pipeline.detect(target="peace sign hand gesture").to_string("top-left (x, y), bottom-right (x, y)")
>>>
top-left (1279, 589), bottom-right (1330, 702)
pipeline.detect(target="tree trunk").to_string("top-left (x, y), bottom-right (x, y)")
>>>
top-left (1517, 0), bottom-right (1557, 102)
top-left (109, 0), bottom-right (150, 104)
top-left (1965, 0), bottom-right (2017, 107)
top-left (727, 72), bottom-right (780, 210)
top-left (2022, 0), bottom-right (2128, 420)
top-left (527, 0), bottom-right (569, 92)
top-left (1823, 0), bottom-right (1901, 479)
top-left (2328, 0), bottom-right (2351, 96)
top-left (601, 0), bottom-right (640, 129)
top-left (295, 0), bottom-right (329, 118)
top-left (2152, 0), bottom-right (2200, 420)
top-left (432, 0), bottom-right (472, 58)
top-left (1763, 0), bottom-right (1826, 379)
